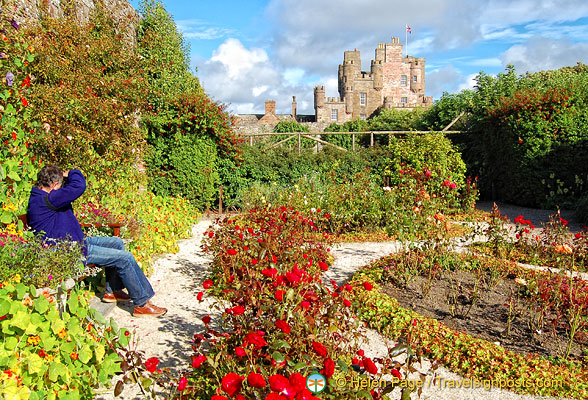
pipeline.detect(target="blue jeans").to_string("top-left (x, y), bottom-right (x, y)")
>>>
top-left (86, 236), bottom-right (154, 307)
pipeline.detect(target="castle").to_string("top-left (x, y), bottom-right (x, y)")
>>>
top-left (314, 37), bottom-right (432, 123)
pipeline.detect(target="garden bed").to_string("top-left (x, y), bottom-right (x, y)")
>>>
top-left (380, 269), bottom-right (586, 361)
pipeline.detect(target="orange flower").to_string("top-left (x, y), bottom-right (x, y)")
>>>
top-left (434, 213), bottom-right (445, 221)
top-left (27, 335), bottom-right (41, 346)
top-left (70, 352), bottom-right (79, 360)
top-left (554, 244), bottom-right (573, 254)
top-left (57, 328), bottom-right (67, 339)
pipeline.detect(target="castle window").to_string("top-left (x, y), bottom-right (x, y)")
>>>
top-left (401, 75), bottom-right (407, 86)
top-left (401, 97), bottom-right (407, 104)
top-left (360, 93), bottom-right (367, 106)
top-left (413, 76), bottom-right (418, 83)
top-left (331, 109), bottom-right (338, 121)
top-left (360, 114), bottom-right (367, 120)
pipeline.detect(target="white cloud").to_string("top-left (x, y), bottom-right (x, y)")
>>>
top-left (502, 36), bottom-right (588, 73)
top-left (177, 19), bottom-right (235, 40)
top-left (426, 65), bottom-right (464, 98)
top-left (199, 38), bottom-right (316, 115)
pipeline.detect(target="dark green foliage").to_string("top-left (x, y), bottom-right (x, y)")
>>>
top-left (146, 134), bottom-right (219, 209)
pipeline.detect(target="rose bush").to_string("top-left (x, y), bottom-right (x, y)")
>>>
top-left (180, 207), bottom-right (419, 399)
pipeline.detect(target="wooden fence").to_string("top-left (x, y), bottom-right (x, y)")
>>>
top-left (241, 130), bottom-right (464, 153)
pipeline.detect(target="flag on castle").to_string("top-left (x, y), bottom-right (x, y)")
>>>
top-left (406, 24), bottom-right (412, 34)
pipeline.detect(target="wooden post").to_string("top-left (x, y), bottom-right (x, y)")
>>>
top-left (370, 132), bottom-right (374, 147)
top-left (219, 185), bottom-right (223, 214)
top-left (352, 134), bottom-right (355, 151)
top-left (249, 136), bottom-right (253, 146)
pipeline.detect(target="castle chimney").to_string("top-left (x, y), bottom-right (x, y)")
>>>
top-left (265, 100), bottom-right (276, 115)
top-left (292, 96), bottom-right (297, 119)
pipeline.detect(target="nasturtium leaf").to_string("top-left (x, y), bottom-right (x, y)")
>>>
top-left (0, 298), bottom-right (10, 316)
top-left (4, 336), bottom-right (18, 351)
top-left (94, 344), bottom-right (105, 363)
top-left (78, 345), bottom-right (92, 364)
top-left (33, 297), bottom-right (49, 314)
top-left (26, 352), bottom-right (44, 375)
top-left (48, 362), bottom-right (67, 382)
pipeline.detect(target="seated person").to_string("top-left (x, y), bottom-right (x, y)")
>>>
top-left (27, 165), bottom-right (167, 317)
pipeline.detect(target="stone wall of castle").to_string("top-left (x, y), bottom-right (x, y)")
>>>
top-left (315, 37), bottom-right (432, 123)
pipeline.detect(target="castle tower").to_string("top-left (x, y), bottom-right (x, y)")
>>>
top-left (341, 50), bottom-right (360, 99)
top-left (292, 96), bottom-right (297, 118)
top-left (371, 59), bottom-right (383, 90)
top-left (314, 86), bottom-right (325, 111)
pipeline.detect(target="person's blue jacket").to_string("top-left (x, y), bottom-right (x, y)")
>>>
top-left (27, 169), bottom-right (87, 254)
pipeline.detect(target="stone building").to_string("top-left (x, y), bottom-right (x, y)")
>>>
top-left (314, 37), bottom-right (432, 124)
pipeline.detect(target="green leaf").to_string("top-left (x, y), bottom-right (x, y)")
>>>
top-left (34, 297), bottom-right (50, 314)
top-left (4, 337), bottom-right (18, 351)
top-left (272, 340), bottom-right (291, 350)
top-left (15, 284), bottom-right (27, 299)
top-left (10, 310), bottom-right (30, 331)
top-left (95, 344), bottom-right (105, 363)
top-left (271, 351), bottom-right (285, 363)
top-left (48, 362), bottom-right (67, 382)
top-left (337, 361), bottom-right (349, 372)
top-left (26, 352), bottom-right (45, 375)
top-left (0, 298), bottom-right (10, 317)
top-left (389, 344), bottom-right (410, 357)
top-left (7, 170), bottom-right (21, 182)
top-left (78, 345), bottom-right (92, 364)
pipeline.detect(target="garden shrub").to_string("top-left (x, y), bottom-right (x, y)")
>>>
top-left (147, 133), bottom-right (219, 210)
top-left (0, 283), bottom-right (130, 398)
top-left (387, 132), bottom-right (469, 209)
top-left (576, 193), bottom-right (588, 225)
top-left (0, 16), bottom-right (41, 230)
top-left (0, 233), bottom-right (83, 289)
top-left (182, 207), bottom-right (420, 399)
top-left (24, 6), bottom-right (146, 181)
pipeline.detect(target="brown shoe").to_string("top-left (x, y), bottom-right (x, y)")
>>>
top-left (133, 301), bottom-right (167, 317)
top-left (102, 290), bottom-right (131, 303)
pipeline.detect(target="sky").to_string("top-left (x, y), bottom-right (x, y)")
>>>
top-left (129, 0), bottom-right (588, 115)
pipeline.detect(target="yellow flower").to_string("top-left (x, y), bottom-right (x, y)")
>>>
top-left (2, 203), bottom-right (16, 211)
top-left (12, 274), bottom-right (21, 283)
top-left (27, 336), bottom-right (41, 346)
top-left (28, 46), bottom-right (34, 52)
top-left (5, 224), bottom-right (17, 234)
top-left (57, 328), bottom-right (67, 339)
top-left (22, 297), bottom-right (33, 307)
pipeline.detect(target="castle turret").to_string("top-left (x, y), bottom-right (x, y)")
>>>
top-left (371, 59), bottom-right (383, 90)
top-left (314, 86), bottom-right (325, 111)
top-left (344, 86), bottom-right (353, 113)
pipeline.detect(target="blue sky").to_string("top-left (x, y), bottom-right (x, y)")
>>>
top-left (129, 0), bottom-right (588, 115)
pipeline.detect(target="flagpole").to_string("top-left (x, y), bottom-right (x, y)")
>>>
top-left (405, 25), bottom-right (408, 57)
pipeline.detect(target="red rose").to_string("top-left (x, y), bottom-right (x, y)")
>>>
top-left (221, 373), bottom-right (244, 397)
top-left (343, 299), bottom-right (351, 307)
top-left (211, 396), bottom-right (228, 400)
top-left (262, 268), bottom-right (278, 277)
top-left (296, 389), bottom-right (320, 400)
top-left (248, 372), bottom-right (267, 388)
top-left (243, 332), bottom-right (267, 349)
top-left (286, 271), bottom-right (301, 284)
top-left (266, 393), bottom-right (287, 400)
top-left (191, 354), bottom-right (207, 368)
top-left (145, 357), bottom-right (159, 373)
top-left (203, 279), bottom-right (214, 289)
top-left (272, 254), bottom-right (278, 263)
top-left (289, 373), bottom-right (306, 394)
top-left (235, 346), bottom-right (246, 357)
top-left (391, 368), bottom-right (402, 379)
top-left (202, 315), bottom-right (211, 324)
top-left (363, 357), bottom-right (378, 374)
top-left (269, 374), bottom-right (290, 393)
top-left (274, 290), bottom-right (285, 301)
top-left (363, 282), bottom-right (373, 291)
top-left (196, 292), bottom-right (204, 301)
top-left (178, 376), bottom-right (188, 391)
top-left (251, 259), bottom-right (258, 265)
top-left (232, 305), bottom-right (245, 315)
top-left (357, 349), bottom-right (364, 356)
top-left (318, 261), bottom-right (328, 271)
top-left (323, 358), bottom-right (335, 378)
top-left (312, 341), bottom-right (327, 357)
top-left (300, 301), bottom-right (310, 310)
top-left (235, 395), bottom-right (246, 400)
top-left (575, 232), bottom-right (582, 239)
top-left (275, 320), bottom-right (291, 334)
top-left (228, 248), bottom-right (238, 255)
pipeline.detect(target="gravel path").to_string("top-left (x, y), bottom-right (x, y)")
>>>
top-left (95, 213), bottom-right (576, 400)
